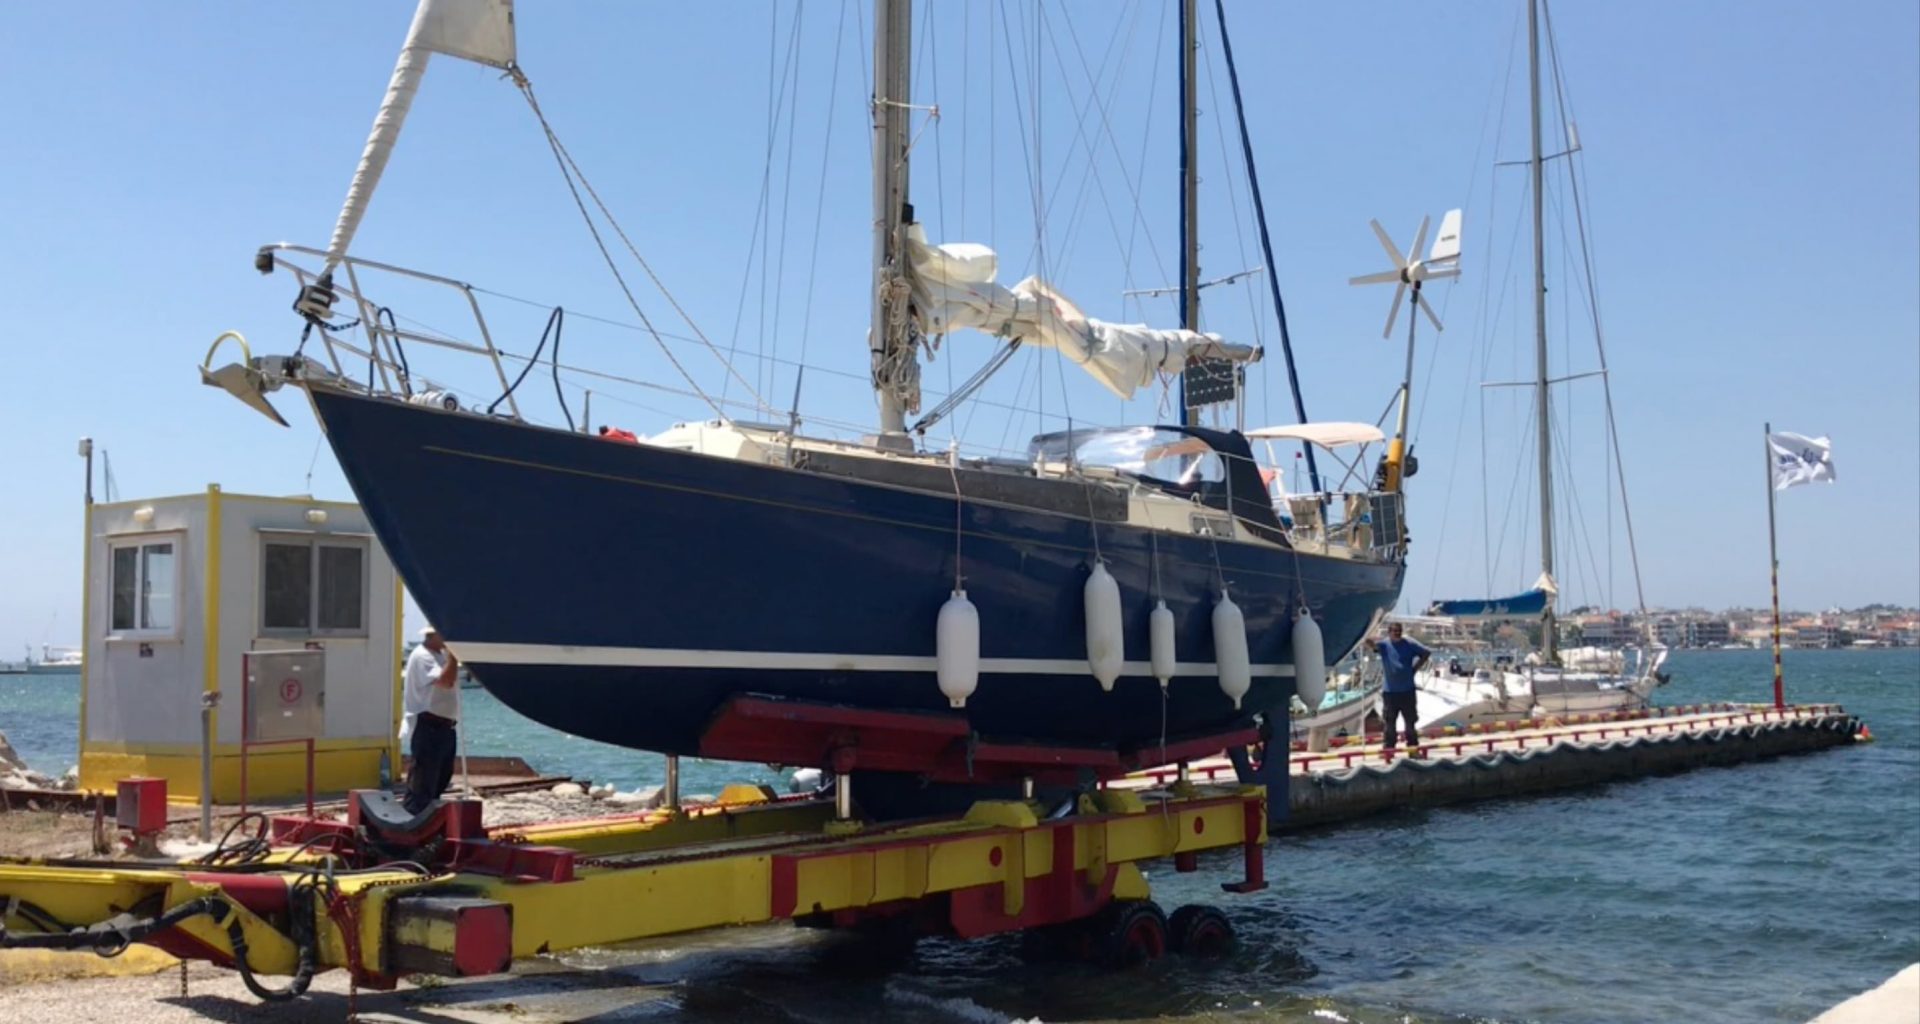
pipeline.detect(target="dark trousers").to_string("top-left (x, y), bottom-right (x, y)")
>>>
top-left (1381, 690), bottom-right (1420, 749)
top-left (405, 712), bottom-right (458, 813)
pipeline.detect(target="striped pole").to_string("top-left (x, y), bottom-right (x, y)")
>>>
top-left (1765, 422), bottom-right (1785, 708)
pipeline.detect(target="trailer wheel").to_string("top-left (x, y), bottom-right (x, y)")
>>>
top-left (1167, 904), bottom-right (1235, 958)
top-left (1096, 900), bottom-right (1168, 969)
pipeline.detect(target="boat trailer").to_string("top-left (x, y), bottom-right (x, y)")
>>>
top-left (0, 777), bottom-right (1267, 1003)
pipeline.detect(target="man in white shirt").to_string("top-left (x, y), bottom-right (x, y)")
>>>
top-left (401, 625), bottom-right (461, 813)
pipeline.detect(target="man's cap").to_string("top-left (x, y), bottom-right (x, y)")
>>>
top-left (420, 625), bottom-right (440, 637)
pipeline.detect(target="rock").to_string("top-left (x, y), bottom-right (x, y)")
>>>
top-left (0, 731), bottom-right (29, 772)
top-left (0, 766), bottom-right (56, 791)
top-left (604, 786), bottom-right (664, 808)
top-left (549, 782), bottom-right (586, 797)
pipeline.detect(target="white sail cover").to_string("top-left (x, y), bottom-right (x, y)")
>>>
top-left (906, 227), bottom-right (1259, 400)
top-left (325, 0), bottom-right (517, 269)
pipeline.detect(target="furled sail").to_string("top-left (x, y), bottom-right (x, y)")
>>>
top-left (1426, 572), bottom-right (1559, 620)
top-left (325, 0), bottom-right (518, 271)
top-left (906, 227), bottom-right (1260, 400)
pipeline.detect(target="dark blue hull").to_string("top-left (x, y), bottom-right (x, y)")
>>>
top-left (310, 388), bottom-right (1403, 759)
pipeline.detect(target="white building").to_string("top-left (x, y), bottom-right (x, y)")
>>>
top-left (80, 487), bottom-right (401, 801)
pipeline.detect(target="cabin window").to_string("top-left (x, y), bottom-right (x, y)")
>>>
top-left (260, 534), bottom-right (368, 637)
top-left (108, 537), bottom-right (179, 636)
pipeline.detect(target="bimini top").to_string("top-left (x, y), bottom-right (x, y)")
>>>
top-left (1245, 422), bottom-right (1385, 449)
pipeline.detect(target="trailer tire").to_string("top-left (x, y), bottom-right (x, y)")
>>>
top-left (1096, 901), bottom-right (1168, 969)
top-left (1167, 904), bottom-right (1235, 958)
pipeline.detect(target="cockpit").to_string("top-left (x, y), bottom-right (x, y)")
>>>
top-left (1027, 425), bottom-right (1289, 543)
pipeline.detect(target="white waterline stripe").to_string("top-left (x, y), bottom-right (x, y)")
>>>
top-left (451, 641), bottom-right (1296, 678)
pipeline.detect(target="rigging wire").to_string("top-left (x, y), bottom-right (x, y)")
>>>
top-left (1550, 408), bottom-right (1609, 611)
top-left (1209, 0), bottom-right (1331, 502)
top-left (795, 0), bottom-right (850, 385)
top-left (1034, 0), bottom-right (1145, 278)
top-left (766, 1), bottom-right (809, 403)
top-left (514, 75), bottom-right (768, 418)
top-left (1195, 10), bottom-right (1265, 349)
top-left (1421, 3), bottom-right (1524, 601)
top-left (1121, 1), bottom-right (1169, 321)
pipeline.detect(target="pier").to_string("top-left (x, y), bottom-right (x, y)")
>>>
top-left (1127, 702), bottom-right (1866, 830)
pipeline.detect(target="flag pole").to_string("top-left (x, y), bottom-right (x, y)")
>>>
top-left (1764, 422), bottom-right (1784, 708)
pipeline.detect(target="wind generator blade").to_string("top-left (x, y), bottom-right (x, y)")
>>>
top-left (1416, 290), bottom-right (1445, 333)
top-left (1382, 283), bottom-right (1407, 339)
top-left (1407, 215), bottom-right (1431, 267)
top-left (1348, 269), bottom-right (1403, 286)
top-left (1430, 208), bottom-right (1464, 263)
top-left (1369, 220), bottom-right (1406, 268)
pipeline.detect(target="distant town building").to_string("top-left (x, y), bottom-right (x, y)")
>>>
top-left (1573, 615), bottom-right (1631, 648)
top-left (1791, 622), bottom-right (1851, 649)
top-left (1683, 620), bottom-right (1732, 647)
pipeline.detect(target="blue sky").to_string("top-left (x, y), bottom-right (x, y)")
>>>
top-left (2, 1), bottom-right (1915, 656)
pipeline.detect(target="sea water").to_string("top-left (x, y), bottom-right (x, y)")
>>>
top-left (2, 648), bottom-right (1913, 1022)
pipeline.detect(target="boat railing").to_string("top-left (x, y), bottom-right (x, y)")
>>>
top-left (259, 243), bottom-right (527, 419)
top-left (1284, 490), bottom-right (1404, 561)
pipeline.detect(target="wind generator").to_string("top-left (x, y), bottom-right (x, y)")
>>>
top-left (1349, 209), bottom-right (1463, 492)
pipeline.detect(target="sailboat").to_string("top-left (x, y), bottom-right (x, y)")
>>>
top-left (201, 0), bottom-right (1409, 783)
top-left (1418, 0), bottom-right (1666, 725)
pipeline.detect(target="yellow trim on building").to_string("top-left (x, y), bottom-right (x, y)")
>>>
top-left (202, 487), bottom-right (222, 737)
top-left (79, 744), bottom-right (388, 803)
top-left (78, 500), bottom-right (92, 747)
top-left (83, 736), bottom-right (387, 757)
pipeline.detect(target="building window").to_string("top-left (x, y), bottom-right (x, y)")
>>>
top-left (260, 534), bottom-right (368, 636)
top-left (108, 537), bottom-right (178, 636)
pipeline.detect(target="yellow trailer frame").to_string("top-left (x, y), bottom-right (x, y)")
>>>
top-left (0, 783), bottom-right (1266, 999)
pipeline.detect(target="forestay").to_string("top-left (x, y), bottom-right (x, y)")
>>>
top-left (905, 228), bottom-right (1260, 401)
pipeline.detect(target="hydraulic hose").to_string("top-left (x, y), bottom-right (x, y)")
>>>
top-left (1, 886), bottom-right (321, 1003)
top-left (0, 896), bottom-right (226, 956)
top-left (223, 878), bottom-right (321, 1002)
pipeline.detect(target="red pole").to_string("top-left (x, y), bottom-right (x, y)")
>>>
top-left (1765, 422), bottom-right (1785, 708)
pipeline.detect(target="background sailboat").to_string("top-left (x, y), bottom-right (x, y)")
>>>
top-left (1415, 0), bottom-right (1667, 724)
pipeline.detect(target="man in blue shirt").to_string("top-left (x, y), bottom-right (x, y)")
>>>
top-left (1376, 622), bottom-right (1431, 752)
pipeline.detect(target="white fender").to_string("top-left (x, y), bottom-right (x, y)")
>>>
top-left (936, 589), bottom-right (980, 708)
top-left (1212, 592), bottom-right (1251, 710)
top-left (1149, 600), bottom-right (1177, 690)
top-left (1291, 606), bottom-right (1327, 708)
top-left (1084, 563), bottom-right (1124, 691)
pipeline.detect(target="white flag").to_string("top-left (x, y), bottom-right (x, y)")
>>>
top-left (1768, 432), bottom-right (1836, 491)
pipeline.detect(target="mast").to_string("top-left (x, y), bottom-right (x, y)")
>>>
top-left (870, 0), bottom-right (915, 447)
top-left (1528, 0), bottom-right (1557, 661)
top-left (1176, 0), bottom-right (1201, 424)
